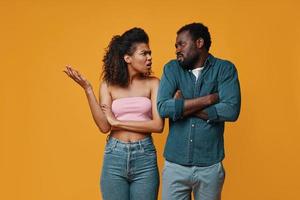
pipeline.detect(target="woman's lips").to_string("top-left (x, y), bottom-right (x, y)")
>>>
top-left (146, 63), bottom-right (152, 69)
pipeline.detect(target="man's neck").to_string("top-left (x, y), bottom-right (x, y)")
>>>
top-left (192, 51), bottom-right (209, 69)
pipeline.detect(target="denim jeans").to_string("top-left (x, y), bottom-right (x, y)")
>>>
top-left (100, 136), bottom-right (159, 200)
top-left (162, 160), bottom-right (225, 200)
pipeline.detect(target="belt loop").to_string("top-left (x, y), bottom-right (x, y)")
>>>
top-left (106, 134), bottom-right (110, 142)
top-left (139, 140), bottom-right (144, 152)
top-left (112, 139), bottom-right (118, 149)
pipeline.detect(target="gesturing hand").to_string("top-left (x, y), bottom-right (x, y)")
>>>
top-left (63, 65), bottom-right (92, 91)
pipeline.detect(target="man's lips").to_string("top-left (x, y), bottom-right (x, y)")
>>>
top-left (177, 55), bottom-right (183, 61)
top-left (177, 53), bottom-right (183, 58)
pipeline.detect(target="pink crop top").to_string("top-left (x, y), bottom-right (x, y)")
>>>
top-left (111, 97), bottom-right (152, 121)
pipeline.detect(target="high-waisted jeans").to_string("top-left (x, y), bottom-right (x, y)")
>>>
top-left (100, 136), bottom-right (159, 200)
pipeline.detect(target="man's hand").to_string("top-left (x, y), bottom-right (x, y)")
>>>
top-left (173, 90), bottom-right (183, 99)
top-left (205, 93), bottom-right (219, 105)
top-left (181, 92), bottom-right (219, 117)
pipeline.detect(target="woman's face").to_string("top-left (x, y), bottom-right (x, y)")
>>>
top-left (126, 43), bottom-right (152, 74)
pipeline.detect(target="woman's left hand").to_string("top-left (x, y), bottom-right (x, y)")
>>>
top-left (101, 104), bottom-right (119, 126)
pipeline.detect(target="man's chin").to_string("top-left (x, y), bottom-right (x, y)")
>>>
top-left (178, 60), bottom-right (193, 70)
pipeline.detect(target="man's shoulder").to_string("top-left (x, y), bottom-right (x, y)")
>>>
top-left (212, 56), bottom-right (238, 78)
top-left (164, 59), bottom-right (180, 68)
top-left (213, 56), bottom-right (235, 70)
top-left (163, 59), bottom-right (181, 73)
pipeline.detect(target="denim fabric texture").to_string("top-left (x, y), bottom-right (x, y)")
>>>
top-left (100, 136), bottom-right (159, 200)
top-left (157, 54), bottom-right (241, 166)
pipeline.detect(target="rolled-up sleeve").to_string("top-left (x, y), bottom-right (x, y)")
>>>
top-left (157, 62), bottom-right (184, 121)
top-left (204, 62), bottom-right (241, 122)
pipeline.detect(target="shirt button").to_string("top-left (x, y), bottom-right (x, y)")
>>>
top-left (191, 124), bottom-right (195, 127)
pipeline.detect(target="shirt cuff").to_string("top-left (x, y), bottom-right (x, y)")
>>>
top-left (174, 98), bottom-right (184, 121)
top-left (204, 106), bottom-right (218, 123)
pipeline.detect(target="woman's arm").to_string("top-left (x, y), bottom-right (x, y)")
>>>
top-left (102, 78), bottom-right (164, 133)
top-left (64, 66), bottom-right (111, 133)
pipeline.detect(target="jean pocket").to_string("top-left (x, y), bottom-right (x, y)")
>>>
top-left (143, 145), bottom-right (157, 156)
top-left (104, 144), bottom-right (114, 154)
top-left (218, 162), bottom-right (226, 180)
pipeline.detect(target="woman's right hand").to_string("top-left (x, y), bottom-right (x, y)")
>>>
top-left (101, 104), bottom-right (120, 127)
top-left (64, 65), bottom-right (92, 91)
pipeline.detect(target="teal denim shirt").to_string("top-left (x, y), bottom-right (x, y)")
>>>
top-left (157, 54), bottom-right (241, 166)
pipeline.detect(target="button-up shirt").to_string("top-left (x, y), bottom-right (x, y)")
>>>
top-left (157, 54), bottom-right (241, 166)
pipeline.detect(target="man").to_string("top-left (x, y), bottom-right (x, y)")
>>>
top-left (157, 23), bottom-right (241, 200)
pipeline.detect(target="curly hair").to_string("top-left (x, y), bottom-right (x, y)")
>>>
top-left (177, 22), bottom-right (211, 51)
top-left (102, 28), bottom-right (149, 87)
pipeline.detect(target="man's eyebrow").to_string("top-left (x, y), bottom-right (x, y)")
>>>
top-left (175, 41), bottom-right (183, 47)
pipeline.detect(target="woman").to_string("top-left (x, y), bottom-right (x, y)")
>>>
top-left (64, 28), bottom-right (163, 200)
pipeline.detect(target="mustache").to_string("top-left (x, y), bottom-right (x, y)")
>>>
top-left (176, 53), bottom-right (183, 57)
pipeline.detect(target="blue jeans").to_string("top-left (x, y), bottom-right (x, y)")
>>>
top-left (162, 160), bottom-right (225, 200)
top-left (100, 136), bottom-right (159, 200)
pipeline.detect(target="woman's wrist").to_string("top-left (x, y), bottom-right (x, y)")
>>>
top-left (112, 120), bottom-right (121, 127)
top-left (84, 86), bottom-right (93, 94)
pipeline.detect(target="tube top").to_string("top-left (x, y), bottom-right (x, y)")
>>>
top-left (111, 97), bottom-right (152, 121)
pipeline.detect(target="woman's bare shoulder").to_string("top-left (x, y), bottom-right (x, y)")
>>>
top-left (145, 76), bottom-right (160, 86)
top-left (100, 81), bottom-right (113, 94)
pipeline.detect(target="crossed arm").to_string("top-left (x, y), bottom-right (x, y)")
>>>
top-left (64, 66), bottom-right (163, 133)
top-left (157, 63), bottom-right (241, 122)
top-left (173, 90), bottom-right (218, 120)
top-left (101, 78), bottom-right (164, 133)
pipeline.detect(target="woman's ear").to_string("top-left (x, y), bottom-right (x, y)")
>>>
top-left (124, 54), bottom-right (131, 64)
top-left (196, 38), bottom-right (204, 49)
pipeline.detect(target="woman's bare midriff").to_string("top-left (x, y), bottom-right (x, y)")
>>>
top-left (109, 130), bottom-right (151, 142)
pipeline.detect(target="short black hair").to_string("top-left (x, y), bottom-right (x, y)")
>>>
top-left (177, 23), bottom-right (211, 51)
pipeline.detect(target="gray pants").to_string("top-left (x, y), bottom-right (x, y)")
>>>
top-left (162, 160), bottom-right (225, 200)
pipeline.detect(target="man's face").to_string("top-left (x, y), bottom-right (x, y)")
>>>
top-left (175, 31), bottom-right (200, 69)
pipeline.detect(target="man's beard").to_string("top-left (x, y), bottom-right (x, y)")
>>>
top-left (178, 53), bottom-right (200, 70)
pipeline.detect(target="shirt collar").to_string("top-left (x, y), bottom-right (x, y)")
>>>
top-left (204, 53), bottom-right (216, 68)
top-left (188, 53), bottom-right (215, 72)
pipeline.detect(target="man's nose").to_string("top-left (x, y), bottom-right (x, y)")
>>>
top-left (176, 47), bottom-right (181, 54)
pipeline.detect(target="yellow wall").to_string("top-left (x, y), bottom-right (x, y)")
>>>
top-left (1, 0), bottom-right (300, 199)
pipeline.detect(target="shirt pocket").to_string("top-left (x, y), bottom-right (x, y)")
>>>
top-left (200, 80), bottom-right (218, 95)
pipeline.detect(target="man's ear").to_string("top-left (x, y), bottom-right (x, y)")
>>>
top-left (196, 38), bottom-right (204, 49)
top-left (124, 54), bottom-right (131, 64)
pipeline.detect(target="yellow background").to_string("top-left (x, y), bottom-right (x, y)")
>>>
top-left (1, 0), bottom-right (300, 199)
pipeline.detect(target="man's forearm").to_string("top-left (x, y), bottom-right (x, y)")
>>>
top-left (193, 110), bottom-right (209, 120)
top-left (182, 93), bottom-right (218, 117)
